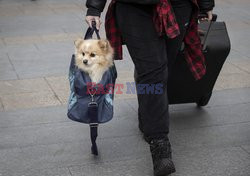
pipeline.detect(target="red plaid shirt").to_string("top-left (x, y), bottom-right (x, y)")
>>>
top-left (105, 0), bottom-right (206, 80)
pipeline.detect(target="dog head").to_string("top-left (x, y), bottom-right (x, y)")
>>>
top-left (74, 38), bottom-right (113, 70)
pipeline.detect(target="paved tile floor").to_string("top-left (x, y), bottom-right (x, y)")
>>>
top-left (0, 0), bottom-right (250, 175)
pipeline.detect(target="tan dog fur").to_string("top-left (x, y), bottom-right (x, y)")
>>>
top-left (74, 38), bottom-right (114, 83)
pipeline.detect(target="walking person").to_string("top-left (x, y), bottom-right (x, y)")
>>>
top-left (85, 0), bottom-right (214, 175)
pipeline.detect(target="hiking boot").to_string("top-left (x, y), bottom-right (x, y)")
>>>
top-left (150, 138), bottom-right (176, 176)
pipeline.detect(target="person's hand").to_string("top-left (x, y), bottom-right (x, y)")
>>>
top-left (85, 16), bottom-right (101, 30)
top-left (206, 10), bottom-right (213, 21)
top-left (200, 10), bottom-right (213, 21)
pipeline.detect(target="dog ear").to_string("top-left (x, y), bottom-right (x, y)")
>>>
top-left (74, 38), bottom-right (84, 48)
top-left (98, 39), bottom-right (110, 51)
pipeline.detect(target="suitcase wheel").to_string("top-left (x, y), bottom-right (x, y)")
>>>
top-left (197, 92), bottom-right (212, 107)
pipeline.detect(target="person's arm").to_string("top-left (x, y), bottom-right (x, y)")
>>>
top-left (198, 0), bottom-right (215, 20)
top-left (85, 0), bottom-right (107, 29)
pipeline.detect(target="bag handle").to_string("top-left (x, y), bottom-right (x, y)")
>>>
top-left (199, 14), bottom-right (217, 51)
top-left (84, 21), bottom-right (101, 40)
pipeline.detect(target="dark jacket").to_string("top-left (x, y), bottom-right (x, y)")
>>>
top-left (86, 0), bottom-right (215, 16)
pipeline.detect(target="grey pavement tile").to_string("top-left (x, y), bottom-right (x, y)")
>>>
top-left (19, 167), bottom-right (71, 176)
top-left (115, 59), bottom-right (134, 74)
top-left (220, 61), bottom-right (246, 75)
top-left (0, 78), bottom-right (51, 96)
top-left (45, 76), bottom-right (68, 92)
top-left (69, 146), bottom-right (250, 176)
top-left (0, 44), bottom-right (38, 58)
top-left (0, 52), bottom-right (14, 73)
top-left (0, 2), bottom-right (22, 8)
top-left (2, 29), bottom-right (66, 40)
top-left (0, 38), bottom-right (5, 46)
top-left (229, 33), bottom-right (250, 58)
top-left (35, 41), bottom-right (74, 53)
top-left (114, 93), bottom-right (137, 101)
top-left (7, 45), bottom-right (71, 62)
top-left (10, 52), bottom-right (72, 79)
top-left (241, 145), bottom-right (250, 155)
top-left (208, 88), bottom-right (250, 107)
top-left (169, 102), bottom-right (250, 130)
top-left (47, 3), bottom-right (80, 10)
top-left (7, 47), bottom-right (40, 61)
top-left (170, 122), bottom-right (250, 149)
top-left (0, 14), bottom-right (77, 37)
top-left (113, 99), bottom-right (138, 118)
top-left (16, 67), bottom-right (69, 80)
top-left (44, 75), bottom-right (70, 104)
top-left (67, 33), bottom-right (82, 42)
top-left (19, 136), bottom-right (148, 170)
top-left (0, 98), bottom-right (4, 111)
top-left (0, 4), bottom-right (23, 17)
top-left (227, 49), bottom-right (250, 61)
top-left (0, 53), bottom-right (8, 62)
top-left (0, 114), bottom-right (139, 149)
top-left (116, 71), bottom-right (134, 82)
top-left (0, 70), bottom-right (18, 81)
top-left (1, 91), bottom-right (61, 111)
top-left (2, 34), bottom-right (41, 45)
top-left (0, 166), bottom-right (71, 176)
top-left (18, 143), bottom-right (85, 172)
top-left (230, 47), bottom-right (250, 61)
top-left (52, 10), bottom-right (83, 19)
top-left (62, 23), bottom-right (88, 34)
top-left (172, 146), bottom-right (250, 176)
top-left (213, 80), bottom-right (224, 91)
top-left (230, 59), bottom-right (250, 74)
top-left (0, 148), bottom-right (25, 174)
top-left (216, 72), bottom-right (250, 90)
top-left (69, 157), bottom-right (153, 176)
top-left (0, 136), bottom-right (148, 174)
top-left (39, 33), bottom-right (71, 43)
top-left (0, 106), bottom-right (68, 128)
top-left (54, 89), bottom-right (70, 105)
top-left (21, 5), bottom-right (56, 17)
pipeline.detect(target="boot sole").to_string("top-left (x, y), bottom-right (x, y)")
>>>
top-left (154, 159), bottom-right (176, 176)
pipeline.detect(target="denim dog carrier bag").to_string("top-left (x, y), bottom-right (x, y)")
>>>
top-left (67, 23), bottom-right (117, 155)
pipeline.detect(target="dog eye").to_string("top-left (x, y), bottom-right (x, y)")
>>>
top-left (82, 53), bottom-right (85, 56)
top-left (90, 53), bottom-right (96, 57)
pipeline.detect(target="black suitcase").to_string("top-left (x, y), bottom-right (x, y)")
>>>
top-left (167, 15), bottom-right (231, 106)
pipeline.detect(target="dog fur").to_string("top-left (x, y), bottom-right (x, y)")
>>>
top-left (74, 38), bottom-right (114, 83)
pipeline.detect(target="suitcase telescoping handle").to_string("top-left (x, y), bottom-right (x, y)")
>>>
top-left (199, 14), bottom-right (217, 51)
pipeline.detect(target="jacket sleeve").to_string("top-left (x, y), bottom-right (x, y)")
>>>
top-left (86, 0), bottom-right (107, 17)
top-left (198, 0), bottom-right (215, 13)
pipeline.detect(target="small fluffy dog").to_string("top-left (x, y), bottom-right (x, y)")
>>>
top-left (74, 38), bottom-right (114, 83)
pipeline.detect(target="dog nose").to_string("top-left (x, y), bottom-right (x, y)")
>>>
top-left (83, 60), bottom-right (88, 64)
